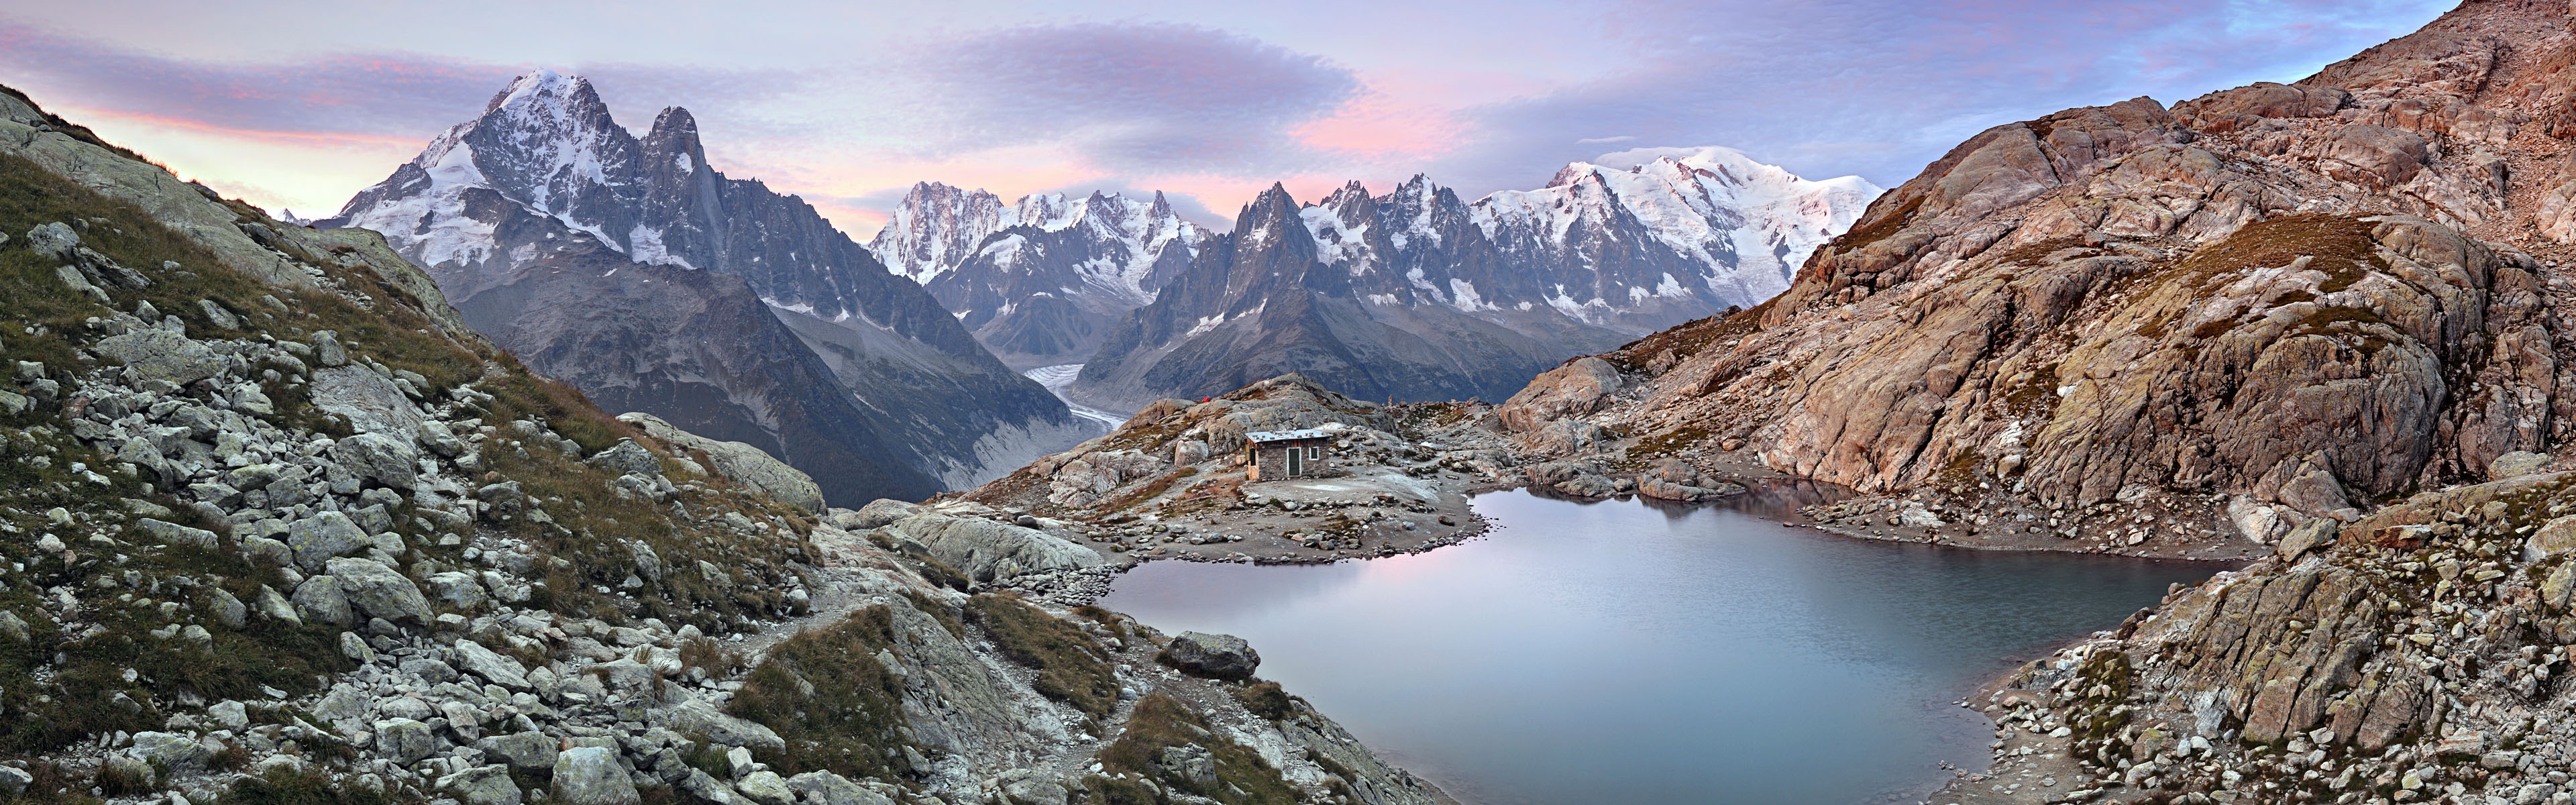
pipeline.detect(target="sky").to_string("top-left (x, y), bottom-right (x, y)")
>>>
top-left (0, 0), bottom-right (2456, 236)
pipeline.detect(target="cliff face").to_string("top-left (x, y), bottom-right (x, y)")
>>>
top-left (1513, 2), bottom-right (2576, 543)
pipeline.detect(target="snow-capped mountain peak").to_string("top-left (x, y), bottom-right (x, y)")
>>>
top-left (868, 182), bottom-right (1208, 292)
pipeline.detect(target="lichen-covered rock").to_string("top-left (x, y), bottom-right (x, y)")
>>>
top-left (376, 718), bottom-right (439, 765)
top-left (291, 574), bottom-right (353, 627)
top-left (94, 329), bottom-right (223, 385)
top-left (327, 557), bottom-right (432, 625)
top-left (552, 747), bottom-right (641, 805)
top-left (437, 765), bottom-right (523, 805)
top-left (475, 732), bottom-right (559, 771)
top-left (586, 438), bottom-right (661, 477)
top-left (329, 431), bottom-right (420, 490)
top-left (451, 639), bottom-right (531, 690)
top-left (1496, 357), bottom-right (1623, 433)
top-left (881, 513), bottom-right (1102, 584)
top-left (286, 511), bottom-right (370, 569)
top-left (654, 698), bottom-right (784, 753)
top-left (619, 412), bottom-right (823, 513)
top-left (136, 517), bottom-right (217, 549)
top-left (311, 365), bottom-right (425, 440)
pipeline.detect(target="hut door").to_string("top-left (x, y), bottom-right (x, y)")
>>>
top-left (1287, 449), bottom-right (1302, 476)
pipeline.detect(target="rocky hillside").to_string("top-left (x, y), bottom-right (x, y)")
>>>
top-left (868, 184), bottom-right (1206, 370)
top-left (323, 71), bottom-right (1087, 502)
top-left (1469, 1), bottom-right (2576, 800)
top-left (0, 87), bottom-right (1441, 805)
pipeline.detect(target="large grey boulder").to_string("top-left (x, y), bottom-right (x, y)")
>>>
top-left (329, 431), bottom-right (419, 490)
top-left (136, 518), bottom-right (219, 549)
top-left (326, 557), bottom-right (433, 624)
top-left (883, 513), bottom-right (1103, 584)
top-left (437, 765), bottom-right (523, 805)
top-left (290, 574), bottom-right (353, 627)
top-left (734, 771), bottom-right (793, 805)
top-left (286, 511), bottom-right (370, 569)
top-left (25, 222), bottom-right (77, 259)
top-left (838, 498), bottom-right (922, 531)
top-left (553, 747), bottom-right (641, 805)
top-left (619, 413), bottom-right (823, 513)
top-left (586, 439), bottom-right (661, 477)
top-left (311, 365), bottom-right (425, 441)
top-left (784, 771), bottom-right (894, 805)
top-left (476, 732), bottom-right (558, 771)
top-left (376, 718), bottom-right (439, 764)
top-left (129, 731), bottom-right (213, 773)
top-left (655, 698), bottom-right (785, 753)
top-left (95, 329), bottom-right (223, 385)
top-left (1161, 631), bottom-right (1260, 680)
top-left (427, 572), bottom-right (490, 611)
top-left (450, 639), bottom-right (531, 690)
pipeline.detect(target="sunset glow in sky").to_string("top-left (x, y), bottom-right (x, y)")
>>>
top-left (0, 1), bottom-right (2455, 235)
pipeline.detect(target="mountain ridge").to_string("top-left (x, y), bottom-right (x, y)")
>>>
top-left (323, 70), bottom-right (1089, 502)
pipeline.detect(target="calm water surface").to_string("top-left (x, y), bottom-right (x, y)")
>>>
top-left (1095, 488), bottom-right (2225, 805)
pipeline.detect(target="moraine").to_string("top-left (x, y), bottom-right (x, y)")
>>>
top-left (1098, 488), bottom-right (2226, 804)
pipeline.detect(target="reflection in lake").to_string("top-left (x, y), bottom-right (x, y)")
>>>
top-left (1097, 489), bottom-right (2224, 805)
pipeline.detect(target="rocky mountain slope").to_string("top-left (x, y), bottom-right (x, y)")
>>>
top-left (322, 71), bottom-right (1087, 502)
top-left (1470, 1), bottom-right (2576, 800)
top-left (0, 85), bottom-right (1441, 805)
top-left (869, 184), bottom-right (1206, 370)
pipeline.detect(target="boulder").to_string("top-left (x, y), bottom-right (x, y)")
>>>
top-left (209, 700), bottom-right (248, 732)
top-left (450, 639), bottom-right (532, 690)
top-left (2492, 451), bottom-right (2551, 478)
top-left (553, 747), bottom-right (641, 805)
top-left (310, 330), bottom-right (349, 368)
top-left (25, 221), bottom-right (77, 259)
top-left (734, 771), bottom-right (793, 805)
top-left (784, 771), bottom-right (894, 805)
top-left (437, 765), bottom-right (524, 805)
top-left (136, 518), bottom-right (219, 549)
top-left (475, 732), bottom-right (559, 771)
top-left (287, 511), bottom-right (372, 570)
top-left (427, 572), bottom-right (489, 611)
top-left (586, 439), bottom-right (661, 478)
top-left (619, 413), bottom-right (823, 513)
top-left (291, 574), bottom-right (354, 627)
top-left (1161, 631), bottom-right (1260, 680)
top-left (129, 731), bottom-right (213, 773)
top-left (839, 498), bottom-right (923, 531)
top-left (326, 557), bottom-right (433, 625)
top-left (882, 513), bottom-right (1104, 584)
top-left (655, 698), bottom-right (784, 753)
top-left (2529, 515), bottom-right (2576, 560)
top-left (310, 365), bottom-right (425, 441)
top-left (1497, 357), bottom-right (1623, 432)
top-left (2277, 519), bottom-right (2341, 561)
top-left (329, 431), bottom-right (420, 490)
top-left (94, 329), bottom-right (223, 385)
top-left (376, 718), bottom-right (439, 764)
top-left (1634, 458), bottom-right (1743, 501)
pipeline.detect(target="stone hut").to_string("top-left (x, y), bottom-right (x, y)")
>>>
top-left (1245, 429), bottom-right (1330, 481)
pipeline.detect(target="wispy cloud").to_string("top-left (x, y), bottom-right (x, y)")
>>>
top-left (887, 23), bottom-right (1360, 174)
top-left (0, 1), bottom-right (2453, 233)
